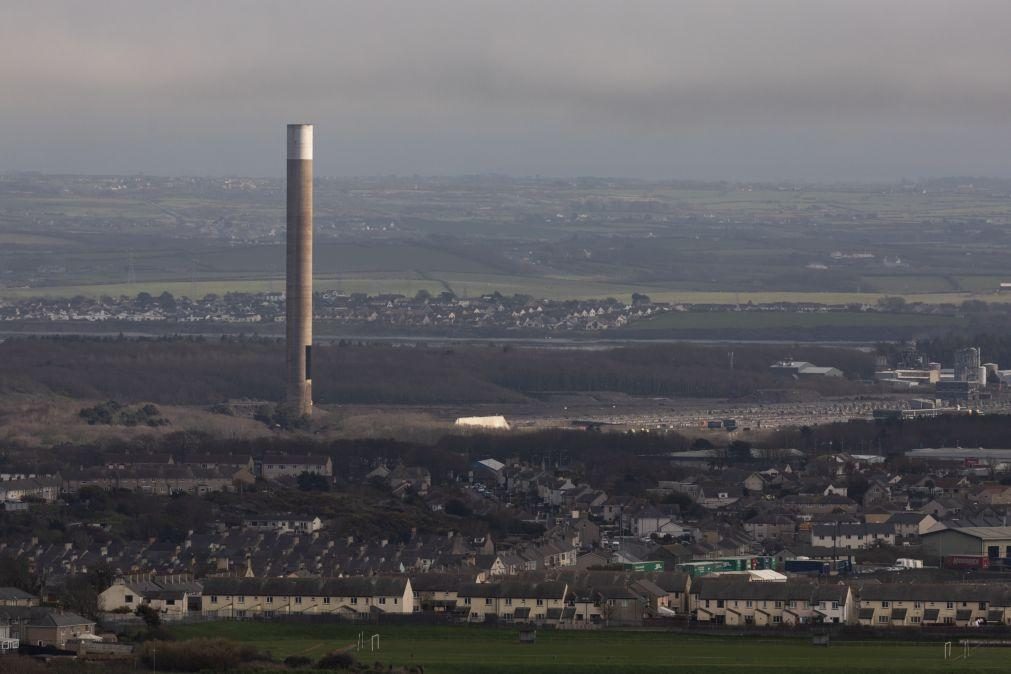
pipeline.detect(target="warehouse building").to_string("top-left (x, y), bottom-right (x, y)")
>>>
top-left (921, 526), bottom-right (1011, 559)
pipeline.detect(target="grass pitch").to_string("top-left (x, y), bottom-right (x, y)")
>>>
top-left (170, 622), bottom-right (1011, 673)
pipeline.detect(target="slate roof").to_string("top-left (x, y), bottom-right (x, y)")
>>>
top-left (857, 583), bottom-right (1008, 603)
top-left (202, 576), bottom-right (409, 597)
top-left (811, 523), bottom-right (896, 537)
top-left (928, 526), bottom-right (1011, 540)
top-left (4, 608), bottom-right (96, 627)
top-left (693, 577), bottom-right (848, 603)
top-left (410, 573), bottom-right (473, 593)
top-left (457, 581), bottom-right (566, 600)
top-left (262, 454), bottom-right (329, 466)
top-left (0, 587), bottom-right (36, 601)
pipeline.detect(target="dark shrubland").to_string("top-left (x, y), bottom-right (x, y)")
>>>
top-left (139, 638), bottom-right (266, 672)
top-left (0, 336), bottom-right (874, 405)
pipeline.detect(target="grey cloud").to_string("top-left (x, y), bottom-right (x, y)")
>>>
top-left (2, 0), bottom-right (1011, 179)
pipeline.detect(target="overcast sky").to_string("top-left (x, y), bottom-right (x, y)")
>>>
top-left (3, 0), bottom-right (1011, 181)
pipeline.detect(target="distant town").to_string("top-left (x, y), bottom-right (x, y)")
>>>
top-left (1, 290), bottom-right (1002, 335)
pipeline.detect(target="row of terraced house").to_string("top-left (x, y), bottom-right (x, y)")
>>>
top-left (188, 572), bottom-right (1011, 629)
top-left (197, 572), bottom-right (691, 627)
top-left (692, 577), bottom-right (1011, 627)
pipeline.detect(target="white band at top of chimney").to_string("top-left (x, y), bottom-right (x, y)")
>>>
top-left (287, 124), bottom-right (313, 160)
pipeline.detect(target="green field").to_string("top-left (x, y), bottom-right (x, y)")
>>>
top-left (170, 622), bottom-right (1011, 673)
top-left (627, 310), bottom-right (958, 332)
top-left (7, 177), bottom-right (1011, 309)
top-left (954, 276), bottom-right (1011, 293)
top-left (860, 275), bottom-right (960, 294)
top-left (4, 272), bottom-right (1009, 308)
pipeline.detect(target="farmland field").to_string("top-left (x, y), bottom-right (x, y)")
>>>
top-left (6, 174), bottom-right (1011, 309)
top-left (170, 622), bottom-right (1011, 673)
top-left (3, 271), bottom-right (1009, 307)
top-left (627, 311), bottom-right (959, 332)
top-left (860, 275), bottom-right (960, 294)
top-left (954, 276), bottom-right (1011, 293)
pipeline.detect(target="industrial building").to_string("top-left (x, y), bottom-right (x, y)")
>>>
top-left (935, 380), bottom-right (977, 404)
top-left (906, 447), bottom-right (1011, 470)
top-left (921, 526), bottom-right (1011, 559)
top-left (770, 361), bottom-right (843, 378)
top-left (873, 368), bottom-right (940, 388)
top-left (954, 347), bottom-right (983, 383)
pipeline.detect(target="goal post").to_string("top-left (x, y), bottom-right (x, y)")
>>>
top-left (943, 641), bottom-right (952, 660)
top-left (371, 634), bottom-right (380, 652)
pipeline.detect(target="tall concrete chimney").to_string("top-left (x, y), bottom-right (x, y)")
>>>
top-left (286, 123), bottom-right (313, 416)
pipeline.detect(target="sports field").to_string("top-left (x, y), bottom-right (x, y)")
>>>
top-left (170, 622), bottom-right (1011, 672)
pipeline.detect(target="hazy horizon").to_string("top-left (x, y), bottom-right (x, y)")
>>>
top-left (4, 0), bottom-right (1011, 181)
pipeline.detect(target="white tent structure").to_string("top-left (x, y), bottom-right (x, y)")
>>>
top-left (455, 416), bottom-right (510, 430)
